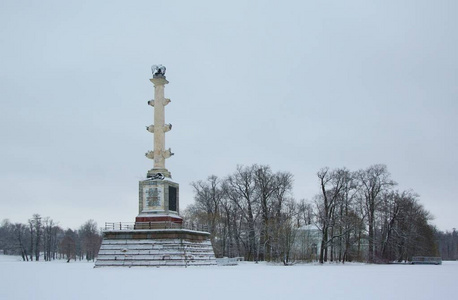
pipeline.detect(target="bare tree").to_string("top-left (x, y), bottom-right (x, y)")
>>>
top-left (60, 229), bottom-right (77, 262)
top-left (79, 220), bottom-right (101, 261)
top-left (191, 175), bottom-right (223, 251)
top-left (274, 199), bottom-right (298, 265)
top-left (356, 164), bottom-right (396, 263)
top-left (218, 190), bottom-right (240, 258)
top-left (225, 165), bottom-right (259, 261)
top-left (42, 218), bottom-right (62, 261)
top-left (13, 223), bottom-right (29, 261)
top-left (253, 165), bottom-right (276, 261)
top-left (315, 167), bottom-right (348, 263)
top-left (28, 214), bottom-right (42, 261)
top-left (269, 171), bottom-right (294, 262)
top-left (338, 170), bottom-right (359, 263)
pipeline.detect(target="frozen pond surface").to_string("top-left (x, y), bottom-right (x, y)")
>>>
top-left (1, 255), bottom-right (457, 300)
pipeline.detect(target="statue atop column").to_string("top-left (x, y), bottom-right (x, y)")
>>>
top-left (151, 65), bottom-right (166, 78)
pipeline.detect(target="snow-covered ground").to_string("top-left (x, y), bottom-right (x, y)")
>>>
top-left (1, 255), bottom-right (457, 300)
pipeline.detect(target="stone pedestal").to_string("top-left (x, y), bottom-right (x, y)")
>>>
top-left (137, 178), bottom-right (182, 224)
top-left (95, 229), bottom-right (216, 267)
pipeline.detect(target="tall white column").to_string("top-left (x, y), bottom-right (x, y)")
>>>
top-left (145, 68), bottom-right (173, 178)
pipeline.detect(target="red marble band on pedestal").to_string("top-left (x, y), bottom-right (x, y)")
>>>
top-left (135, 216), bottom-right (183, 224)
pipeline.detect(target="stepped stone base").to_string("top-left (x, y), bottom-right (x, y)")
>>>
top-left (94, 229), bottom-right (216, 267)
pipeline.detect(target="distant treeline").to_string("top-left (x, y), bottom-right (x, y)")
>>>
top-left (184, 164), bottom-right (457, 264)
top-left (437, 229), bottom-right (458, 260)
top-left (0, 215), bottom-right (101, 262)
top-left (1, 164), bottom-right (456, 264)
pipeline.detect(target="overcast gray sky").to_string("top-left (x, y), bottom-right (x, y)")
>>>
top-left (1, 0), bottom-right (457, 230)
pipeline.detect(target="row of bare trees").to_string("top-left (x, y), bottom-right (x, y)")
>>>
top-left (185, 164), bottom-right (444, 264)
top-left (0, 215), bottom-right (102, 262)
top-left (184, 164), bottom-right (298, 264)
top-left (314, 164), bottom-right (437, 263)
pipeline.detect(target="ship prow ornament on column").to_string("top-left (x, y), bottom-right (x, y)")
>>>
top-left (95, 66), bottom-right (216, 267)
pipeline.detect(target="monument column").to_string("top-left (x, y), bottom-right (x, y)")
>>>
top-left (95, 65), bottom-right (216, 267)
top-left (146, 65), bottom-right (173, 179)
top-left (138, 65), bottom-right (181, 225)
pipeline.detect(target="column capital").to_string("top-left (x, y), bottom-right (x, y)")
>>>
top-left (150, 77), bottom-right (169, 86)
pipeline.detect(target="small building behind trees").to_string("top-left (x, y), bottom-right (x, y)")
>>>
top-left (293, 224), bottom-right (321, 261)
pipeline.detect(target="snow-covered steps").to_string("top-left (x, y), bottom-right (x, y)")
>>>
top-left (94, 229), bottom-right (217, 267)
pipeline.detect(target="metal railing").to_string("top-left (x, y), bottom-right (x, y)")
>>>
top-left (104, 221), bottom-right (209, 232)
top-left (411, 256), bottom-right (442, 265)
